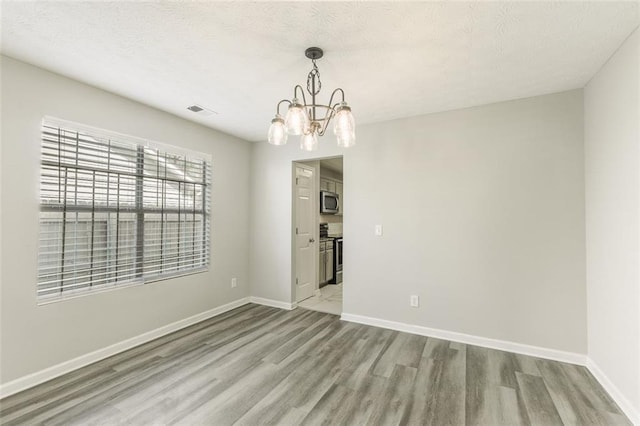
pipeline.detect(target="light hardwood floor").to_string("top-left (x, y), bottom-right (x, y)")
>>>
top-left (0, 304), bottom-right (630, 425)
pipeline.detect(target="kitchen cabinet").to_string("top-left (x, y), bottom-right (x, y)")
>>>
top-left (319, 241), bottom-right (326, 285)
top-left (320, 178), bottom-right (336, 193)
top-left (325, 244), bottom-right (334, 283)
top-left (320, 179), bottom-right (327, 191)
top-left (319, 239), bottom-right (334, 285)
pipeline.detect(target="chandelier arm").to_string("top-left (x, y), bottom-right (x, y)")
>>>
top-left (276, 99), bottom-right (291, 115)
top-left (293, 85), bottom-right (308, 106)
top-left (327, 88), bottom-right (346, 108)
top-left (316, 116), bottom-right (332, 137)
top-left (315, 104), bottom-right (336, 137)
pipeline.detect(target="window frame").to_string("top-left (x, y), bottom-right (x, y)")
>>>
top-left (37, 117), bottom-right (212, 303)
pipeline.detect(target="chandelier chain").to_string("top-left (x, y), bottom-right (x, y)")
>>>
top-left (306, 59), bottom-right (322, 96)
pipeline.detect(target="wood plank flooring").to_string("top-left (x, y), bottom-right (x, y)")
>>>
top-left (0, 304), bottom-right (631, 425)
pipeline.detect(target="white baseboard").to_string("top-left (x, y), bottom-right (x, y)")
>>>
top-left (586, 358), bottom-right (640, 425)
top-left (249, 296), bottom-right (296, 310)
top-left (340, 312), bottom-right (587, 365)
top-left (0, 297), bottom-right (250, 399)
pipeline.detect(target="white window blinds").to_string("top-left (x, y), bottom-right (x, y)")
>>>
top-left (38, 117), bottom-right (211, 301)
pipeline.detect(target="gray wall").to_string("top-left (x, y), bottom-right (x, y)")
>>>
top-left (585, 28), bottom-right (640, 415)
top-left (0, 56), bottom-right (252, 383)
top-left (250, 90), bottom-right (587, 353)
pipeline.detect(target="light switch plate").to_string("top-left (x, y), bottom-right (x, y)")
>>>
top-left (410, 295), bottom-right (419, 307)
top-left (375, 225), bottom-right (383, 236)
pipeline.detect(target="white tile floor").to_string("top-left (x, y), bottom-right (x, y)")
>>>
top-left (297, 283), bottom-right (343, 315)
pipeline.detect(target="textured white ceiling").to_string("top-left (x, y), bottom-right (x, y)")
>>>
top-left (1, 1), bottom-right (638, 142)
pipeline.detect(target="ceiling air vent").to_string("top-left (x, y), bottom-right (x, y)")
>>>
top-left (187, 104), bottom-right (217, 117)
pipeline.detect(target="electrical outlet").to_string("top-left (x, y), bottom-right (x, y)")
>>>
top-left (410, 295), bottom-right (419, 307)
top-left (231, 277), bottom-right (237, 288)
top-left (375, 224), bottom-right (383, 236)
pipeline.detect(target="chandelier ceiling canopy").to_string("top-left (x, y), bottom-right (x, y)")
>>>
top-left (268, 47), bottom-right (356, 151)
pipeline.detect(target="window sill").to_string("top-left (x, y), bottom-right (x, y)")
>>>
top-left (36, 267), bottom-right (209, 305)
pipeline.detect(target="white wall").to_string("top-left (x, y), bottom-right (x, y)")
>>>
top-left (250, 90), bottom-right (587, 354)
top-left (585, 28), bottom-right (640, 420)
top-left (0, 56), bottom-right (252, 384)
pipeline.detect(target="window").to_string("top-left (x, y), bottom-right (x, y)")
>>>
top-left (37, 117), bottom-right (211, 301)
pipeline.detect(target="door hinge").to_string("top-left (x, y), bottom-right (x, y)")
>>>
top-left (296, 177), bottom-right (299, 185)
top-left (296, 227), bottom-right (298, 234)
top-left (296, 277), bottom-right (299, 284)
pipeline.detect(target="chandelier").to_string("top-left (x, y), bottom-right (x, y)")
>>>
top-left (268, 47), bottom-right (356, 151)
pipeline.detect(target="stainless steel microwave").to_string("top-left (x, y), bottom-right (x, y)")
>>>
top-left (320, 191), bottom-right (339, 214)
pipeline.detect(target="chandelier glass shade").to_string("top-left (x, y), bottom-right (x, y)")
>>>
top-left (267, 47), bottom-right (356, 150)
top-left (300, 129), bottom-right (319, 151)
top-left (285, 99), bottom-right (309, 136)
top-left (267, 114), bottom-right (287, 146)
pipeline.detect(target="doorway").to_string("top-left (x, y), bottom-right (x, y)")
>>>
top-left (292, 157), bottom-right (343, 314)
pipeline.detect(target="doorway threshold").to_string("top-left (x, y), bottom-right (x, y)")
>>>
top-left (297, 283), bottom-right (343, 315)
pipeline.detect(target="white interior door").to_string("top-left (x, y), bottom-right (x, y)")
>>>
top-left (295, 165), bottom-right (316, 302)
